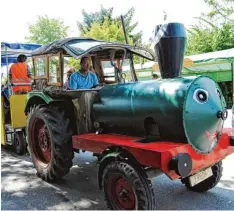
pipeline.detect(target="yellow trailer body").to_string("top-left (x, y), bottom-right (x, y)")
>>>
top-left (10, 95), bottom-right (27, 128)
top-left (1, 97), bottom-right (6, 145)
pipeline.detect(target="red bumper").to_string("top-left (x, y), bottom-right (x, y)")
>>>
top-left (72, 128), bottom-right (234, 180)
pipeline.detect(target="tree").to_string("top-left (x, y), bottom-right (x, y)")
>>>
top-left (78, 6), bottom-right (113, 34)
top-left (186, 0), bottom-right (234, 55)
top-left (121, 7), bottom-right (142, 44)
top-left (26, 16), bottom-right (69, 44)
top-left (82, 17), bottom-right (134, 44)
top-left (201, 0), bottom-right (234, 23)
top-left (77, 6), bottom-right (142, 44)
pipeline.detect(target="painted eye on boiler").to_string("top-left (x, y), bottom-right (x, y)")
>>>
top-left (193, 89), bottom-right (208, 104)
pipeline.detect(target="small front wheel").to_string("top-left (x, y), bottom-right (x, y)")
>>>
top-left (181, 161), bottom-right (223, 192)
top-left (102, 161), bottom-right (156, 210)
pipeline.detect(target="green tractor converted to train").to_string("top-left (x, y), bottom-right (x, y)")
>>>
top-left (24, 23), bottom-right (234, 210)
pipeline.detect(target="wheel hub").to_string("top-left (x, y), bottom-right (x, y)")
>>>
top-left (39, 127), bottom-right (49, 152)
top-left (110, 176), bottom-right (136, 210)
top-left (31, 118), bottom-right (51, 165)
top-left (119, 189), bottom-right (129, 201)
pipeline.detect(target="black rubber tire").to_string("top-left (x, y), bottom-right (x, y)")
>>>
top-left (102, 161), bottom-right (156, 210)
top-left (27, 105), bottom-right (74, 181)
top-left (181, 161), bottom-right (223, 192)
top-left (13, 131), bottom-right (26, 155)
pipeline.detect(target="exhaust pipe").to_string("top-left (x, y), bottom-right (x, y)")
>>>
top-left (154, 22), bottom-right (187, 79)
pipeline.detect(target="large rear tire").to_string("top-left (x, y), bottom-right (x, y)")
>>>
top-left (27, 105), bottom-right (74, 181)
top-left (181, 161), bottom-right (223, 192)
top-left (102, 161), bottom-right (156, 210)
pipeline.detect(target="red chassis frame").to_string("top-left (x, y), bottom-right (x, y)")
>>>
top-left (72, 128), bottom-right (234, 180)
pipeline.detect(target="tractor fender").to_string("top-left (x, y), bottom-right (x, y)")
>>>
top-left (98, 152), bottom-right (121, 189)
top-left (24, 92), bottom-right (63, 114)
top-left (98, 149), bottom-right (145, 190)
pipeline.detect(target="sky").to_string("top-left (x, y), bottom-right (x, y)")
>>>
top-left (0, 0), bottom-right (209, 43)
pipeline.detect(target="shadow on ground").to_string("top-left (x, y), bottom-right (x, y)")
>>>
top-left (1, 147), bottom-right (234, 210)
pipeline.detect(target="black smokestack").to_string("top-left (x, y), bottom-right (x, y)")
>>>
top-left (154, 23), bottom-right (187, 79)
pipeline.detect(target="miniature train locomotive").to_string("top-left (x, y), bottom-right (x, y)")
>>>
top-left (25, 22), bottom-right (234, 210)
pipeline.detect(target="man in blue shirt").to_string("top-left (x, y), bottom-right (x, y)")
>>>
top-left (70, 57), bottom-right (98, 89)
top-left (70, 57), bottom-right (99, 134)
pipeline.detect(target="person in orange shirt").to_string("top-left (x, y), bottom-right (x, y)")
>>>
top-left (9, 54), bottom-right (32, 94)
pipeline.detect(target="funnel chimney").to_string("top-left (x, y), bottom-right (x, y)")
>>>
top-left (154, 23), bottom-right (187, 79)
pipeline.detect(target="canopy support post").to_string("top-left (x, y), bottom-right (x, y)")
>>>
top-left (121, 15), bottom-right (137, 82)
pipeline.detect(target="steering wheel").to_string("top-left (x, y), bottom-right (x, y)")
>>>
top-left (90, 83), bottom-right (106, 89)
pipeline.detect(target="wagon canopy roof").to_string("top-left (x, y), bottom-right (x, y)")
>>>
top-left (1, 42), bottom-right (41, 66)
top-left (32, 37), bottom-right (155, 61)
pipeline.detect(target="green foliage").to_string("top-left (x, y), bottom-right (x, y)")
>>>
top-left (203, 0), bottom-right (234, 23)
top-left (186, 0), bottom-right (234, 55)
top-left (68, 58), bottom-right (80, 70)
top-left (121, 7), bottom-right (142, 44)
top-left (77, 6), bottom-right (142, 44)
top-left (186, 22), bottom-right (234, 55)
top-left (78, 6), bottom-right (113, 34)
top-left (26, 15), bottom-right (69, 44)
top-left (82, 17), bottom-right (134, 44)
